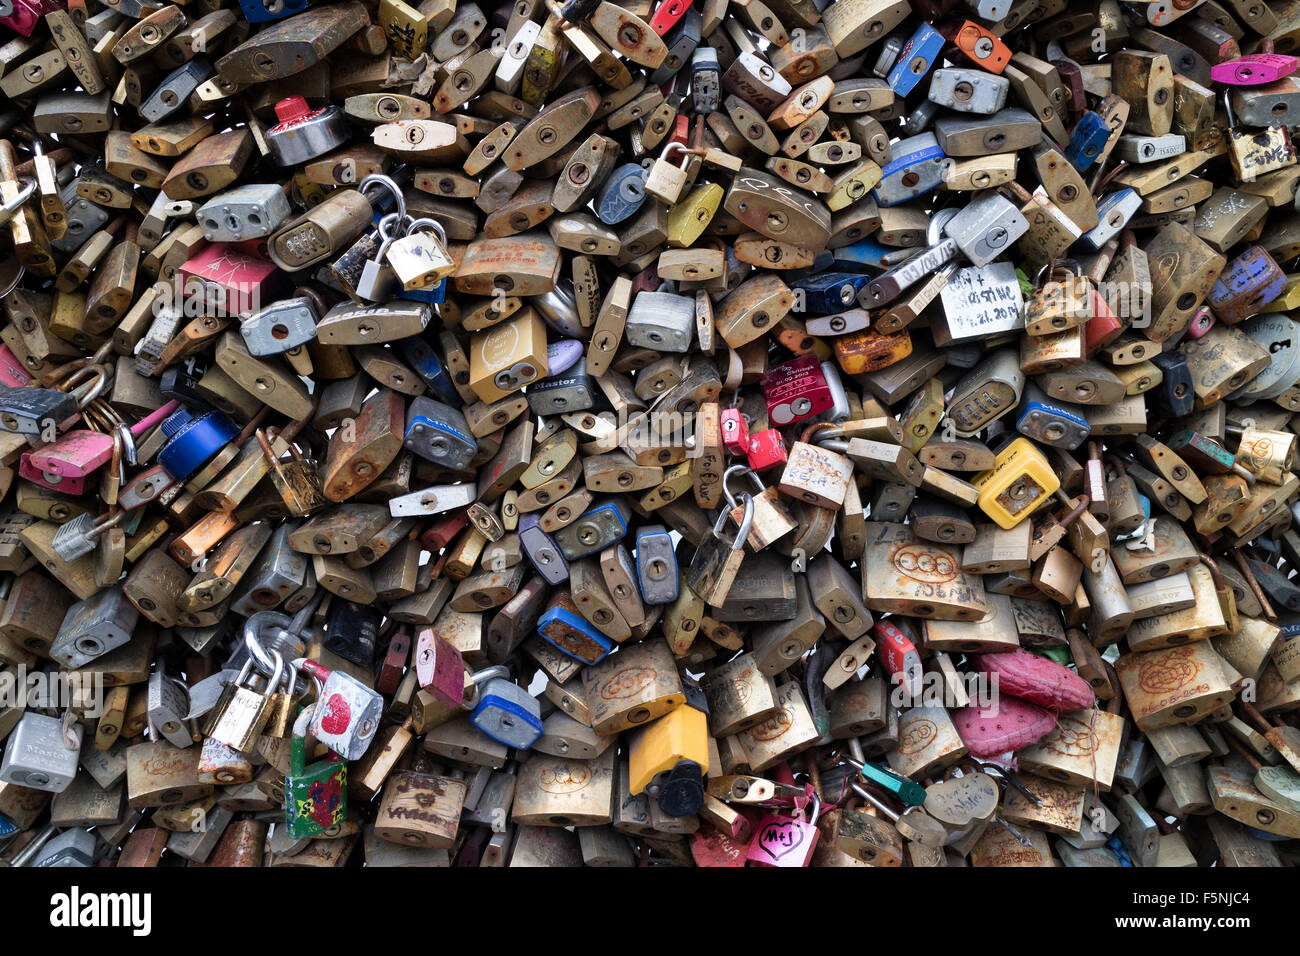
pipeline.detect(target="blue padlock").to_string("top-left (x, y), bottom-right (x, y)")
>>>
top-left (158, 409), bottom-right (239, 480)
top-left (399, 336), bottom-right (462, 406)
top-left (873, 133), bottom-right (950, 207)
top-left (595, 163), bottom-right (649, 224)
top-left (1015, 384), bottom-right (1090, 451)
top-left (238, 0), bottom-right (310, 21)
top-left (1083, 188), bottom-right (1141, 250)
top-left (1065, 111), bottom-right (1112, 172)
top-left (537, 597), bottom-right (615, 664)
top-left (832, 238), bottom-right (902, 270)
top-left (887, 23), bottom-right (944, 98)
top-left (402, 279), bottom-right (447, 305)
top-left (789, 272), bottom-right (872, 314)
top-left (1150, 353), bottom-right (1195, 417)
top-left (469, 667), bottom-right (544, 750)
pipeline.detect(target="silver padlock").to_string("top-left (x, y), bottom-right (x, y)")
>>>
top-left (148, 669), bottom-right (194, 749)
top-left (52, 180), bottom-right (110, 254)
top-left (33, 828), bottom-right (100, 867)
top-left (404, 397), bottom-right (477, 471)
top-left (635, 524), bottom-right (678, 605)
top-left (229, 523), bottom-right (309, 617)
top-left (388, 484), bottom-right (478, 517)
top-left (49, 586), bottom-right (139, 669)
top-left (496, 20), bottom-right (541, 94)
top-left (1083, 187), bottom-right (1141, 250)
top-left (0, 712), bottom-right (81, 793)
top-left (196, 184), bottom-right (293, 242)
top-left (140, 57), bottom-right (214, 123)
top-left (51, 511), bottom-right (123, 561)
top-left (354, 213), bottom-right (405, 303)
top-left (626, 291), bottom-right (695, 353)
top-left (1114, 133), bottom-right (1186, 164)
top-left (944, 191), bottom-right (1031, 267)
top-left (929, 68), bottom-right (1010, 115)
top-left (520, 513), bottom-right (571, 585)
top-left (241, 296), bottom-right (320, 356)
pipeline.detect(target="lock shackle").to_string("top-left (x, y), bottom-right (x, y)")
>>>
top-left (469, 664), bottom-right (510, 686)
top-left (1222, 89), bottom-right (1237, 129)
top-left (375, 210), bottom-right (404, 248)
top-left (292, 701), bottom-right (316, 741)
top-left (0, 176), bottom-right (36, 227)
top-left (723, 463), bottom-right (763, 506)
top-left (358, 173), bottom-right (407, 225)
top-left (117, 423), bottom-right (138, 467)
top-left (265, 650), bottom-right (285, 697)
top-left (926, 205), bottom-right (960, 246)
top-left (662, 141), bottom-right (692, 168)
top-left (727, 492), bottom-right (754, 550)
top-left (1035, 258), bottom-right (1082, 287)
top-left (1197, 550), bottom-right (1226, 589)
top-left (405, 216), bottom-right (448, 247)
top-left (800, 421), bottom-right (838, 445)
top-left (803, 789), bottom-right (822, 825)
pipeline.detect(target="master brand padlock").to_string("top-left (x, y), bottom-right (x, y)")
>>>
top-left (0, 712), bottom-right (80, 793)
top-left (404, 397), bottom-right (477, 472)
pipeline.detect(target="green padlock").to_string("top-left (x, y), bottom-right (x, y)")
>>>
top-left (284, 702), bottom-right (348, 839)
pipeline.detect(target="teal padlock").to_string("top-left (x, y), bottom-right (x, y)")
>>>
top-left (284, 703), bottom-right (347, 839)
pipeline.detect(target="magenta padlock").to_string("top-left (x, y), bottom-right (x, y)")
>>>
top-left (0, 344), bottom-right (32, 387)
top-left (18, 455), bottom-right (91, 495)
top-left (1210, 53), bottom-right (1298, 85)
top-left (27, 401), bottom-right (178, 481)
top-left (414, 627), bottom-right (465, 710)
top-left (762, 355), bottom-right (835, 427)
top-left (0, 0), bottom-right (59, 36)
top-left (180, 244), bottom-right (281, 318)
top-left (1185, 306), bottom-right (1215, 339)
top-left (296, 658), bottom-right (384, 760)
top-left (746, 790), bottom-right (822, 867)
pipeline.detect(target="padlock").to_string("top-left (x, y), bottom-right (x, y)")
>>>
top-left (205, 655), bottom-right (281, 754)
top-left (283, 703), bottom-right (347, 840)
top-left (296, 658), bottom-right (384, 759)
top-left (0, 713), bottom-right (81, 793)
top-left (404, 397), bottom-right (477, 472)
top-left (469, 665), bottom-right (544, 749)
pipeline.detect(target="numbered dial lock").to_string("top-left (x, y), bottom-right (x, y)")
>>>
top-left (267, 96), bottom-right (350, 167)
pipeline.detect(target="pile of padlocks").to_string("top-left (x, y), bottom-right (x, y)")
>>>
top-left (5, 0), bottom-right (1300, 872)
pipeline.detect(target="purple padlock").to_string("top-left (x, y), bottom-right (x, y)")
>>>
top-left (547, 339), bottom-right (585, 376)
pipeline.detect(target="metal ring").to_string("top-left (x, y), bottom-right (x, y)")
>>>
top-left (0, 263), bottom-right (23, 300)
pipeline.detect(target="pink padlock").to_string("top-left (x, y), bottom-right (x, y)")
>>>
top-left (414, 626), bottom-right (466, 710)
top-left (28, 400), bottom-right (179, 480)
top-left (746, 790), bottom-right (821, 867)
top-left (18, 455), bottom-right (90, 496)
top-left (1184, 306), bottom-right (1215, 339)
top-left (1210, 53), bottom-right (1298, 85)
top-left (179, 244), bottom-right (281, 318)
top-left (0, 344), bottom-right (33, 387)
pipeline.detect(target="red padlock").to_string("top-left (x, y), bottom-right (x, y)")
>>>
top-left (375, 628), bottom-right (411, 696)
top-left (762, 354), bottom-right (834, 427)
top-left (873, 619), bottom-right (923, 700)
top-left (648, 0), bottom-right (692, 36)
top-left (747, 428), bottom-right (787, 472)
top-left (1183, 305), bottom-right (1215, 339)
top-left (720, 407), bottom-right (749, 456)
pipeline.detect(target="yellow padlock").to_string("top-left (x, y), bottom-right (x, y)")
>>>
top-left (971, 437), bottom-right (1060, 530)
